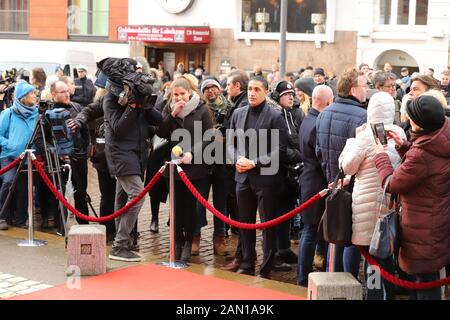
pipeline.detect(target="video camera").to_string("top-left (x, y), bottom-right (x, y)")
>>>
top-left (38, 100), bottom-right (55, 114)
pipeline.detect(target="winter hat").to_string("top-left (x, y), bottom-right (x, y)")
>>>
top-left (15, 80), bottom-right (35, 100)
top-left (294, 77), bottom-right (316, 97)
top-left (273, 81), bottom-right (295, 98)
top-left (200, 78), bottom-right (221, 93)
top-left (406, 95), bottom-right (445, 134)
top-left (314, 67), bottom-right (325, 77)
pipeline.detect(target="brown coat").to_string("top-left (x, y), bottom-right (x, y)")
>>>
top-left (374, 119), bottom-right (450, 275)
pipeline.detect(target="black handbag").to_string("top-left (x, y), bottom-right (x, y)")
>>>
top-left (320, 170), bottom-right (353, 246)
top-left (369, 175), bottom-right (398, 259)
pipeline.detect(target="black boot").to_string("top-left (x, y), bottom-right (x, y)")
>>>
top-left (180, 241), bottom-right (192, 263)
top-left (174, 242), bottom-right (183, 261)
top-left (150, 218), bottom-right (159, 233)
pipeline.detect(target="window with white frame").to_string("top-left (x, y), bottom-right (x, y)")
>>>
top-left (0, 0), bottom-right (29, 34)
top-left (379, 0), bottom-right (428, 25)
top-left (241, 0), bottom-right (327, 34)
top-left (68, 0), bottom-right (109, 37)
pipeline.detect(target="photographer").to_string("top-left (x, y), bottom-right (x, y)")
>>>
top-left (0, 81), bottom-right (38, 229)
top-left (36, 80), bottom-right (90, 232)
top-left (101, 58), bottom-right (162, 262)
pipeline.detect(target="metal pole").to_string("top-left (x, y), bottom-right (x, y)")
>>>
top-left (160, 162), bottom-right (187, 269)
top-left (17, 150), bottom-right (47, 247)
top-left (279, 0), bottom-right (288, 78)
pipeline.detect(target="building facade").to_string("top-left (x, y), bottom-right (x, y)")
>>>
top-left (0, 0), bottom-right (129, 76)
top-left (126, 0), bottom-right (359, 77)
top-left (357, 0), bottom-right (450, 75)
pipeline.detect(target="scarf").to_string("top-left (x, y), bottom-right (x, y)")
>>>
top-left (171, 92), bottom-right (200, 119)
top-left (13, 99), bottom-right (36, 118)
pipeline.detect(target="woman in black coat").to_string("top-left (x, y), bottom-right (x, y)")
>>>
top-left (157, 76), bottom-right (213, 263)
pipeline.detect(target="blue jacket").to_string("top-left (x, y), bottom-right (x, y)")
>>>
top-left (316, 97), bottom-right (367, 182)
top-left (0, 104), bottom-right (38, 159)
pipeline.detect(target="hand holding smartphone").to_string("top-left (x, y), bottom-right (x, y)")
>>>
top-left (370, 123), bottom-right (388, 145)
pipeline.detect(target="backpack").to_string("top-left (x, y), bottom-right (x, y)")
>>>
top-left (44, 108), bottom-right (74, 156)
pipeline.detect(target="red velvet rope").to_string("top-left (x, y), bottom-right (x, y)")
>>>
top-left (178, 170), bottom-right (324, 230)
top-left (32, 159), bottom-right (165, 223)
top-left (358, 246), bottom-right (450, 290)
top-left (0, 156), bottom-right (22, 175)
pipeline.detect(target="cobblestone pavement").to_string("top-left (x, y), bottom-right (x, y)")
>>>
top-left (0, 273), bottom-right (53, 299)
top-left (85, 163), bottom-right (299, 285)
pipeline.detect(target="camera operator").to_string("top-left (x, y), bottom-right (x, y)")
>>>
top-left (101, 58), bottom-right (162, 262)
top-left (0, 80), bottom-right (38, 230)
top-left (36, 80), bottom-right (90, 232)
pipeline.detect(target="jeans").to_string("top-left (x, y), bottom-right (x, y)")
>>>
top-left (363, 249), bottom-right (396, 300)
top-left (416, 272), bottom-right (441, 300)
top-left (113, 175), bottom-right (145, 249)
top-left (297, 224), bottom-right (321, 285)
top-left (195, 166), bottom-right (226, 236)
top-left (327, 244), bottom-right (361, 279)
top-left (0, 157), bottom-right (28, 226)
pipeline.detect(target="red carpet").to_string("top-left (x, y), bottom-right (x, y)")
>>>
top-left (12, 263), bottom-right (303, 300)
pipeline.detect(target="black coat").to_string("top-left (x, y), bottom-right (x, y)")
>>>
top-left (72, 77), bottom-right (96, 107)
top-left (158, 101), bottom-right (213, 181)
top-left (298, 108), bottom-right (327, 225)
top-left (103, 92), bottom-right (162, 177)
top-left (227, 102), bottom-right (288, 187)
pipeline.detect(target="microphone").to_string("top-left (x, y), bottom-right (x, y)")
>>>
top-left (172, 145), bottom-right (183, 158)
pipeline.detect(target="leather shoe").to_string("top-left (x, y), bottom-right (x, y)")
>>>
top-left (220, 258), bottom-right (240, 272)
top-left (258, 273), bottom-right (271, 280)
top-left (150, 220), bottom-right (159, 233)
top-left (236, 268), bottom-right (255, 276)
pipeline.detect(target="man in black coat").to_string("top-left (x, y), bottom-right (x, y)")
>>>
top-left (72, 66), bottom-right (96, 108)
top-left (226, 76), bottom-right (288, 279)
top-left (104, 79), bottom-right (162, 262)
top-left (297, 85), bottom-right (333, 287)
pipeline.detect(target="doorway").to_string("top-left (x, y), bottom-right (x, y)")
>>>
top-left (146, 44), bottom-right (209, 78)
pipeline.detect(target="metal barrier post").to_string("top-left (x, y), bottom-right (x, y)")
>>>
top-left (18, 150), bottom-right (47, 247)
top-left (160, 162), bottom-right (187, 269)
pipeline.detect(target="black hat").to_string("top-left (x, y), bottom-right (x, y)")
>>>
top-left (274, 81), bottom-right (295, 97)
top-left (406, 95), bottom-right (445, 134)
top-left (314, 67), bottom-right (325, 76)
top-left (294, 77), bottom-right (315, 97)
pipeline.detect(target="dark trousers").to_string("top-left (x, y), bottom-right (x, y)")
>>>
top-left (276, 192), bottom-right (296, 252)
top-left (236, 182), bottom-right (277, 276)
top-left (172, 179), bottom-right (200, 246)
top-left (70, 157), bottom-right (88, 224)
top-left (97, 169), bottom-right (116, 236)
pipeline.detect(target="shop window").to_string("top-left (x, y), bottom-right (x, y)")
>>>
top-left (379, 0), bottom-right (428, 25)
top-left (241, 0), bottom-right (327, 34)
top-left (68, 0), bottom-right (109, 37)
top-left (0, 0), bottom-right (29, 34)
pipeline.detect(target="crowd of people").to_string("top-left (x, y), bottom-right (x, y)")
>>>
top-left (0, 58), bottom-right (449, 300)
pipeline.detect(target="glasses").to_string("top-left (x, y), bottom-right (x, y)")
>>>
top-left (383, 84), bottom-right (396, 88)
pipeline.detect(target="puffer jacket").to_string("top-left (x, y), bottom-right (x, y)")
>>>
top-left (339, 92), bottom-right (406, 246)
top-left (374, 118), bottom-right (450, 275)
top-left (316, 97), bottom-right (367, 182)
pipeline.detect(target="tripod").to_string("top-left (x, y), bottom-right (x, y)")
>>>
top-left (0, 112), bottom-right (69, 237)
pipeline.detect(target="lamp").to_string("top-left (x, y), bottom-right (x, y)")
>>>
top-left (311, 13), bottom-right (326, 34)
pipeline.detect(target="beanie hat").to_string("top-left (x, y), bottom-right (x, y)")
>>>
top-left (294, 77), bottom-right (316, 97)
top-left (314, 67), bottom-right (325, 76)
top-left (200, 78), bottom-right (221, 93)
top-left (406, 95), bottom-right (445, 134)
top-left (15, 80), bottom-right (35, 100)
top-left (273, 81), bottom-right (294, 99)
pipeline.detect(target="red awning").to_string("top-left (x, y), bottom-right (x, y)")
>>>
top-left (117, 25), bottom-right (210, 44)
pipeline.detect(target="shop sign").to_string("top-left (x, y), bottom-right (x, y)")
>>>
top-left (117, 26), bottom-right (210, 44)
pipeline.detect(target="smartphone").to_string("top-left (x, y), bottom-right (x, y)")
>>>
top-left (371, 123), bottom-right (388, 145)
